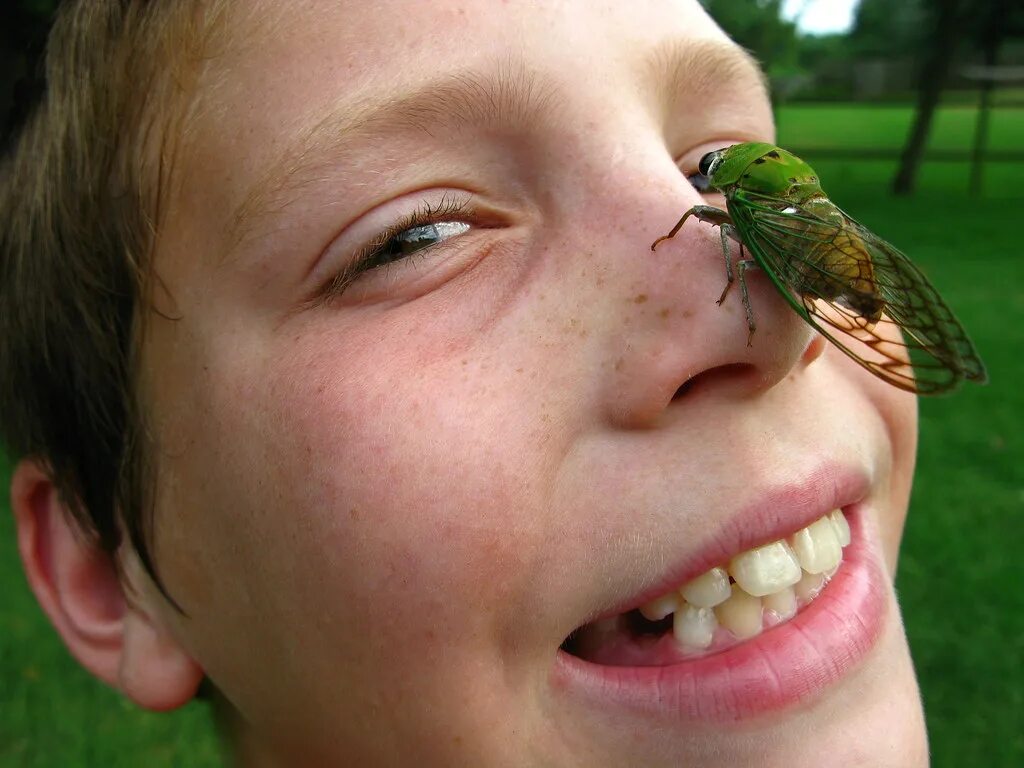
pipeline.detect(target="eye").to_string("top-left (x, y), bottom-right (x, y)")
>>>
top-left (318, 196), bottom-right (474, 301)
top-left (360, 220), bottom-right (470, 272)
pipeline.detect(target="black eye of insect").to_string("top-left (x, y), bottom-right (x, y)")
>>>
top-left (698, 150), bottom-right (721, 177)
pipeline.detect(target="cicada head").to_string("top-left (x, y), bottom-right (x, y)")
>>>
top-left (702, 143), bottom-right (822, 198)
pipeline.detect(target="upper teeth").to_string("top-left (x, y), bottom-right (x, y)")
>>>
top-left (638, 509), bottom-right (852, 650)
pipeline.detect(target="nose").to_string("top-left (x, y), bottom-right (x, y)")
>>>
top-left (581, 159), bottom-right (822, 428)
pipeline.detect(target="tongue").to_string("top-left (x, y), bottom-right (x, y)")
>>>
top-left (566, 612), bottom-right (698, 667)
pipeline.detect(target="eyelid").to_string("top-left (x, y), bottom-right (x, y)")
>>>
top-left (316, 193), bottom-right (476, 303)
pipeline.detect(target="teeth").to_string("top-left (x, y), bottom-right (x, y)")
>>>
top-left (728, 540), bottom-right (802, 597)
top-left (679, 566), bottom-right (731, 608)
top-left (636, 510), bottom-right (853, 650)
top-left (762, 585), bottom-right (797, 622)
top-left (793, 569), bottom-right (825, 601)
top-left (790, 517), bottom-right (843, 574)
top-left (673, 603), bottom-right (718, 649)
top-left (715, 584), bottom-right (763, 639)
top-left (829, 509), bottom-right (851, 547)
top-left (639, 591), bottom-right (680, 621)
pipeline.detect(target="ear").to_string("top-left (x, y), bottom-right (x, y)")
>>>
top-left (11, 458), bottom-right (204, 711)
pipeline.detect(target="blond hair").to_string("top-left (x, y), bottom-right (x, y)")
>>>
top-left (0, 0), bottom-right (231, 607)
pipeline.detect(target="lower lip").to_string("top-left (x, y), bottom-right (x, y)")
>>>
top-left (551, 506), bottom-right (888, 722)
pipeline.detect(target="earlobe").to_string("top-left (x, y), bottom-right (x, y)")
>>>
top-left (11, 458), bottom-right (204, 710)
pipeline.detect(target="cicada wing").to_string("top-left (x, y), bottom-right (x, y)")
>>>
top-left (729, 192), bottom-right (987, 395)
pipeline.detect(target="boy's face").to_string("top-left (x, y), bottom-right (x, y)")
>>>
top-left (143, 0), bottom-right (925, 764)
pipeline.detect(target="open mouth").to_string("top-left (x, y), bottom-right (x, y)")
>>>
top-left (561, 509), bottom-right (851, 667)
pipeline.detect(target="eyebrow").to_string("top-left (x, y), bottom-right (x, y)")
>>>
top-left (225, 61), bottom-right (557, 257)
top-left (646, 37), bottom-right (770, 114)
top-left (225, 39), bottom-right (768, 258)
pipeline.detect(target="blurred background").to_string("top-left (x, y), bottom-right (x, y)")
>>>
top-left (1, 0), bottom-right (1022, 766)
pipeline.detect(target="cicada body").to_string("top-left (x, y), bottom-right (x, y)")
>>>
top-left (651, 142), bottom-right (987, 395)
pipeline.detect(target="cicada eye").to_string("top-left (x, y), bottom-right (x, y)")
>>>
top-left (698, 150), bottom-right (722, 177)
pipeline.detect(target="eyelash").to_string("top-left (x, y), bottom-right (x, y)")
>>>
top-left (319, 196), bottom-right (474, 300)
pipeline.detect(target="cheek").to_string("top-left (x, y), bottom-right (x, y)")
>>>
top-left (876, 385), bottom-right (918, 575)
top-left (158, 326), bottom-right (560, 637)
top-left (828, 349), bottom-right (918, 575)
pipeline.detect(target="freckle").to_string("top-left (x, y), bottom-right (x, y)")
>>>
top-left (515, 367), bottom-right (524, 373)
top-left (461, 359), bottom-right (468, 366)
top-left (633, 294), bottom-right (648, 304)
top-left (578, 329), bottom-right (589, 338)
top-left (349, 507), bottom-right (360, 520)
top-left (614, 357), bottom-right (625, 372)
top-left (595, 276), bottom-right (605, 288)
top-left (424, 629), bottom-right (435, 640)
top-left (659, 308), bottom-right (671, 319)
top-left (682, 308), bottom-right (695, 318)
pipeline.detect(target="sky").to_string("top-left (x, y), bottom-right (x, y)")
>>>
top-left (781, 0), bottom-right (861, 35)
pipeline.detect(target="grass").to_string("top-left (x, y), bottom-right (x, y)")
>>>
top-left (2, 104), bottom-right (1022, 766)
top-left (777, 102), bottom-right (1024, 155)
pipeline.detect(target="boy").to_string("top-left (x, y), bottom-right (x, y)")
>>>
top-left (2, 1), bottom-right (929, 765)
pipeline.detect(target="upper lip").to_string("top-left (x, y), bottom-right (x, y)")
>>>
top-left (571, 461), bottom-right (871, 630)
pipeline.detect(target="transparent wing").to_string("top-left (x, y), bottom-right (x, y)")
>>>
top-left (728, 191), bottom-right (987, 395)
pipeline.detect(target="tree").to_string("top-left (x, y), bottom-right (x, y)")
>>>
top-left (848, 0), bottom-right (926, 59)
top-left (893, 0), bottom-right (964, 195)
top-left (893, 0), bottom-right (1024, 195)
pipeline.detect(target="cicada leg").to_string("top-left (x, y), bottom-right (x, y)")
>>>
top-left (716, 223), bottom-right (757, 346)
top-left (716, 224), bottom-right (737, 305)
top-left (651, 205), bottom-right (755, 344)
top-left (650, 205), bottom-right (732, 251)
top-left (736, 259), bottom-right (757, 347)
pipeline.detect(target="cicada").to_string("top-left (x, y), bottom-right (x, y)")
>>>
top-left (650, 142), bottom-right (987, 394)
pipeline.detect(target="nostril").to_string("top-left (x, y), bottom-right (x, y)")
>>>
top-left (672, 380), bottom-right (693, 401)
top-left (672, 363), bottom-right (760, 400)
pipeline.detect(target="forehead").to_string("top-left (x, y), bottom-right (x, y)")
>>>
top-left (172, 0), bottom-right (767, 265)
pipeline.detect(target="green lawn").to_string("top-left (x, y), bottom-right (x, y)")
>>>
top-left (777, 102), bottom-right (1024, 155)
top-left (2, 105), bottom-right (1022, 766)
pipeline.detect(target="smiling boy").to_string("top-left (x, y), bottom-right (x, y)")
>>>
top-left (2, 1), bottom-right (930, 766)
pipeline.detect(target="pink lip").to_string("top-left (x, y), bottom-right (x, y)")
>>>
top-left (551, 467), bottom-right (888, 722)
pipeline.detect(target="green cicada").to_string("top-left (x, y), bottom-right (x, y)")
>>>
top-left (651, 142), bottom-right (987, 394)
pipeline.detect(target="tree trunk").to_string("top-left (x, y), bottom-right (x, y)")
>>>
top-left (969, 0), bottom-right (1010, 195)
top-left (892, 0), bottom-right (963, 195)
